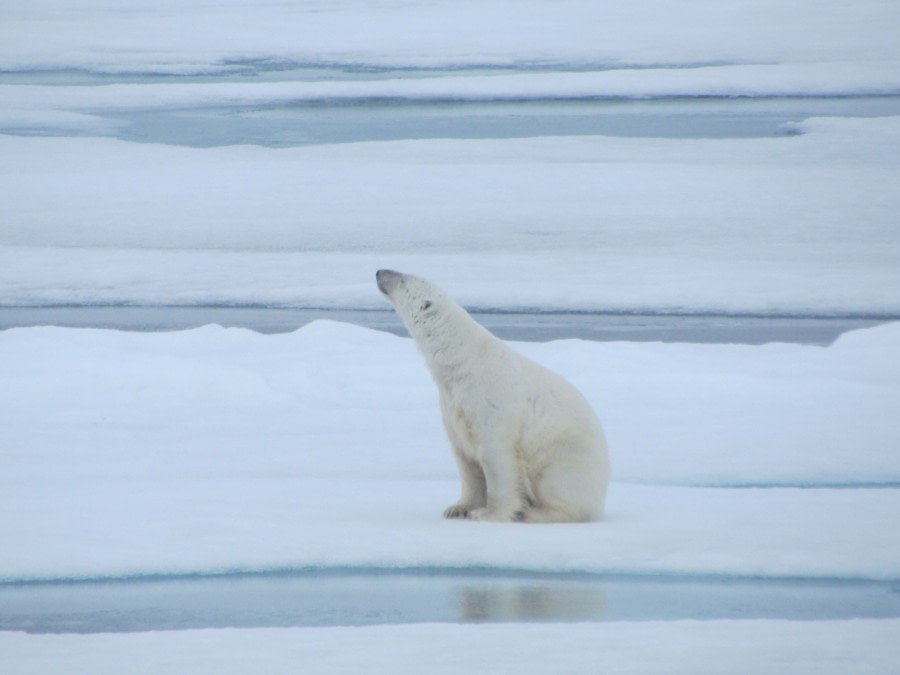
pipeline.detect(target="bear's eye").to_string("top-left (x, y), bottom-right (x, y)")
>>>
top-left (422, 300), bottom-right (433, 310)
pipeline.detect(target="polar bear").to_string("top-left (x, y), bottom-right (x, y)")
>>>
top-left (376, 269), bottom-right (610, 523)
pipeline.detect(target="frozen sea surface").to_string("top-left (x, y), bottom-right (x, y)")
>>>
top-left (3, 1), bottom-right (899, 673)
top-left (3, 117), bottom-right (900, 316)
top-left (2, 4), bottom-right (900, 319)
top-left (3, 2), bottom-right (900, 318)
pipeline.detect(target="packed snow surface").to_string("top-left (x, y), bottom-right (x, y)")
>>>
top-left (3, 320), bottom-right (899, 583)
top-left (1, 320), bottom-right (899, 673)
top-left (3, 621), bottom-right (899, 675)
top-left (1, 0), bottom-right (898, 74)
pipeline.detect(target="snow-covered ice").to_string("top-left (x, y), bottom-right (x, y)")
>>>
top-left (1, 321), bottom-right (899, 671)
top-left (1, 0), bottom-right (898, 74)
top-left (2, 0), bottom-right (899, 672)
top-left (2, 2), bottom-right (900, 316)
top-left (2, 319), bottom-right (899, 582)
top-left (2, 116), bottom-right (899, 315)
top-left (3, 621), bottom-right (899, 675)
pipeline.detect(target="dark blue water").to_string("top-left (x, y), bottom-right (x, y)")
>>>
top-left (2, 569), bottom-right (897, 634)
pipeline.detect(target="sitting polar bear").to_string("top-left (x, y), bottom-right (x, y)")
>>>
top-left (376, 269), bottom-right (610, 523)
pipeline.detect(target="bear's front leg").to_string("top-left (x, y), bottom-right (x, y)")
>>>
top-left (444, 447), bottom-right (487, 519)
top-left (466, 443), bottom-right (526, 522)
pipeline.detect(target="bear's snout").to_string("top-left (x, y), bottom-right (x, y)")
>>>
top-left (376, 269), bottom-right (402, 295)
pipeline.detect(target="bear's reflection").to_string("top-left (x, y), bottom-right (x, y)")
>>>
top-left (458, 583), bottom-right (607, 621)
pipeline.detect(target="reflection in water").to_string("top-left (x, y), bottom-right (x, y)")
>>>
top-left (1, 571), bottom-right (897, 634)
top-left (459, 583), bottom-right (606, 622)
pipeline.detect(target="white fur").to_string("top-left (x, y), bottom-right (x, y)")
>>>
top-left (376, 270), bottom-right (610, 523)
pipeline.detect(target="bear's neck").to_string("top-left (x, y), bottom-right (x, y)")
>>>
top-left (410, 304), bottom-right (495, 376)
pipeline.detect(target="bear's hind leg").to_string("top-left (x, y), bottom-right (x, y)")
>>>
top-left (521, 505), bottom-right (593, 523)
top-left (528, 459), bottom-right (605, 523)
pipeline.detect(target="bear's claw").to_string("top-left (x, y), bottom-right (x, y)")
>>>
top-left (443, 505), bottom-right (470, 519)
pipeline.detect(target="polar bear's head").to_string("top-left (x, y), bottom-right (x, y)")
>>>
top-left (376, 269), bottom-right (481, 351)
top-left (377, 269), bottom-right (492, 369)
top-left (376, 269), bottom-right (445, 324)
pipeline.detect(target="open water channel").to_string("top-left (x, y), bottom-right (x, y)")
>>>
top-left (0, 305), bottom-right (889, 345)
top-left (2, 569), bottom-right (899, 634)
